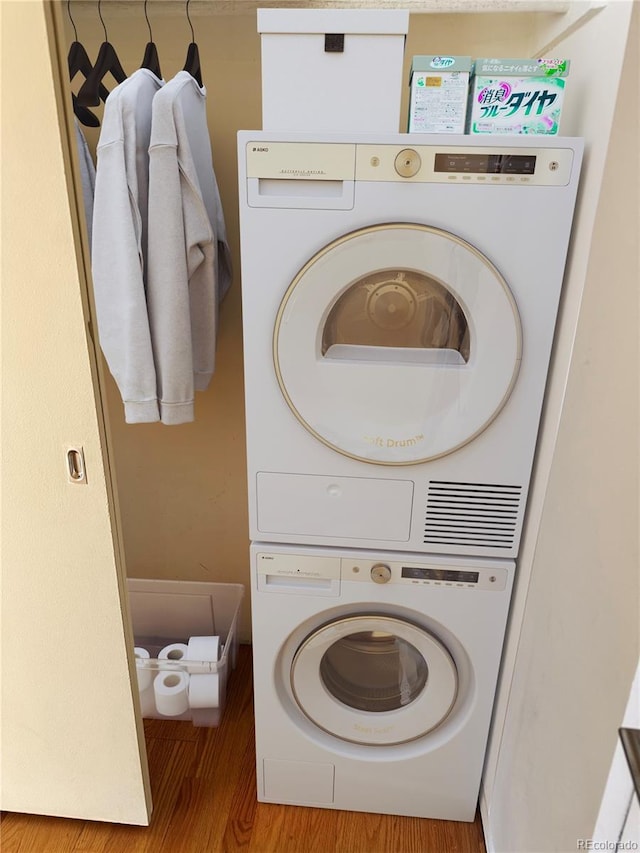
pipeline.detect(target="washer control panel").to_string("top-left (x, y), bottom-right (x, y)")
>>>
top-left (346, 559), bottom-right (508, 590)
top-left (245, 141), bottom-right (576, 187)
top-left (255, 551), bottom-right (508, 592)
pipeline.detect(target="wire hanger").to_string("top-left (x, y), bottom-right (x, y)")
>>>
top-left (140, 0), bottom-right (162, 78)
top-left (67, 0), bottom-right (109, 126)
top-left (77, 0), bottom-right (127, 108)
top-left (183, 0), bottom-right (203, 87)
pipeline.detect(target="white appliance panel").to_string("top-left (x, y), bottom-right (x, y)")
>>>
top-left (238, 132), bottom-right (583, 557)
top-left (256, 472), bottom-right (413, 541)
top-left (250, 543), bottom-right (515, 820)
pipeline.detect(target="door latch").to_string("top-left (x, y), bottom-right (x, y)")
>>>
top-left (66, 446), bottom-right (87, 484)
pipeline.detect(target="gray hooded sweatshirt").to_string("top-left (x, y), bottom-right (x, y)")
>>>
top-left (92, 68), bottom-right (164, 423)
top-left (147, 71), bottom-right (232, 425)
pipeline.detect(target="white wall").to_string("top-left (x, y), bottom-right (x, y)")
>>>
top-left (484, 4), bottom-right (639, 850)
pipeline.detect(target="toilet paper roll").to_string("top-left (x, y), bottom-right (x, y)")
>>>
top-left (134, 647), bottom-right (153, 691)
top-left (187, 635), bottom-right (220, 663)
top-left (138, 685), bottom-right (156, 717)
top-left (188, 673), bottom-right (220, 709)
top-left (158, 642), bottom-right (189, 662)
top-left (154, 671), bottom-right (190, 717)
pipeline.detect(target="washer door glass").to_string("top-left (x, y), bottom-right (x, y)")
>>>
top-left (291, 615), bottom-right (457, 745)
top-left (275, 223), bottom-right (522, 464)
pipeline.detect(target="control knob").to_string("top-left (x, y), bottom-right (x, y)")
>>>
top-left (394, 148), bottom-right (422, 178)
top-left (370, 563), bottom-right (392, 584)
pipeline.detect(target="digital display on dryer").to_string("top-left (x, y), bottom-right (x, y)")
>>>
top-left (434, 153), bottom-right (537, 175)
top-left (402, 567), bottom-right (480, 583)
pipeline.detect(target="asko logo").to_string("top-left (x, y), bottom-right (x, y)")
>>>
top-left (430, 56), bottom-right (455, 69)
top-left (252, 146), bottom-right (269, 152)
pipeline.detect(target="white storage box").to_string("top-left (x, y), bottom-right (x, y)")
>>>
top-left (127, 579), bottom-right (244, 727)
top-left (258, 9), bottom-right (409, 132)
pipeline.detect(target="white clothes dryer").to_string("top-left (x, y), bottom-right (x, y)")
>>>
top-left (250, 542), bottom-right (515, 821)
top-left (238, 132), bottom-right (583, 557)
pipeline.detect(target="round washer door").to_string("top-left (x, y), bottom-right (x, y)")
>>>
top-left (290, 615), bottom-right (458, 745)
top-left (274, 223), bottom-right (522, 465)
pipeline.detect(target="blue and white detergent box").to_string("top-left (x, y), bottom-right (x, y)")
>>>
top-left (467, 58), bottom-right (570, 135)
top-left (408, 56), bottom-right (472, 133)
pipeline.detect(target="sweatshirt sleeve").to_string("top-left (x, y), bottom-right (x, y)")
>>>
top-left (92, 137), bottom-right (159, 423)
top-left (146, 141), bottom-right (211, 425)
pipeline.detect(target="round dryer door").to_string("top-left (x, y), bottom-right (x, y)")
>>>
top-left (274, 223), bottom-right (522, 464)
top-left (290, 615), bottom-right (457, 745)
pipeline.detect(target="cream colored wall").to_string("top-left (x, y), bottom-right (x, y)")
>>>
top-left (1, 0), bottom-right (150, 823)
top-left (485, 4), bottom-right (639, 850)
top-left (67, 5), bottom-right (539, 641)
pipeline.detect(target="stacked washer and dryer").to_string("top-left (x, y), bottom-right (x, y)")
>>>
top-left (237, 23), bottom-right (583, 821)
top-left (238, 132), bottom-right (582, 821)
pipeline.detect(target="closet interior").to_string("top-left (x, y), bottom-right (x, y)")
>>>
top-left (63, 0), bottom-right (585, 643)
top-left (3, 0), bottom-right (635, 845)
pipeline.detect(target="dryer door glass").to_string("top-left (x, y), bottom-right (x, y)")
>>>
top-left (291, 615), bottom-right (458, 745)
top-left (275, 223), bottom-right (522, 465)
top-left (322, 270), bottom-right (470, 366)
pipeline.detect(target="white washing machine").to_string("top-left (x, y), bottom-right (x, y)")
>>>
top-left (238, 132), bottom-right (583, 558)
top-left (250, 542), bottom-right (514, 821)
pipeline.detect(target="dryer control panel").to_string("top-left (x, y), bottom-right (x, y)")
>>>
top-left (357, 144), bottom-right (573, 185)
top-left (245, 141), bottom-right (576, 186)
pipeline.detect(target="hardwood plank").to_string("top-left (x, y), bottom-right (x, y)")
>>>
top-left (1, 646), bottom-right (487, 853)
top-left (157, 650), bottom-right (256, 852)
top-left (335, 808), bottom-right (486, 853)
top-left (194, 646), bottom-right (254, 781)
top-left (248, 802), bottom-right (340, 853)
top-left (220, 731), bottom-right (259, 850)
top-left (427, 812), bottom-right (487, 853)
top-left (154, 776), bottom-right (224, 853)
top-left (0, 812), bottom-right (84, 853)
top-left (336, 810), bottom-right (421, 853)
top-left (72, 818), bottom-right (146, 853)
top-left (73, 737), bottom-right (200, 852)
top-left (142, 717), bottom-right (201, 743)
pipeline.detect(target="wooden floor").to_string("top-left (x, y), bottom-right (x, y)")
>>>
top-left (2, 646), bottom-right (486, 853)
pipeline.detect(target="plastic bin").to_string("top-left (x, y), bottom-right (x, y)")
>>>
top-left (127, 579), bottom-right (244, 727)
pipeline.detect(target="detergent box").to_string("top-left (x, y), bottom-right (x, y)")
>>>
top-left (408, 56), bottom-right (472, 133)
top-left (467, 58), bottom-right (570, 135)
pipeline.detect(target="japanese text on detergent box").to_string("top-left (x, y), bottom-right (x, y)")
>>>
top-left (468, 59), bottom-right (570, 135)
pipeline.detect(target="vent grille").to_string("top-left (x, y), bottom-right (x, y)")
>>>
top-left (424, 480), bottom-right (522, 550)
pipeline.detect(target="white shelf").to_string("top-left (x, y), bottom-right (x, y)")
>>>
top-left (71, 0), bottom-right (572, 17)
